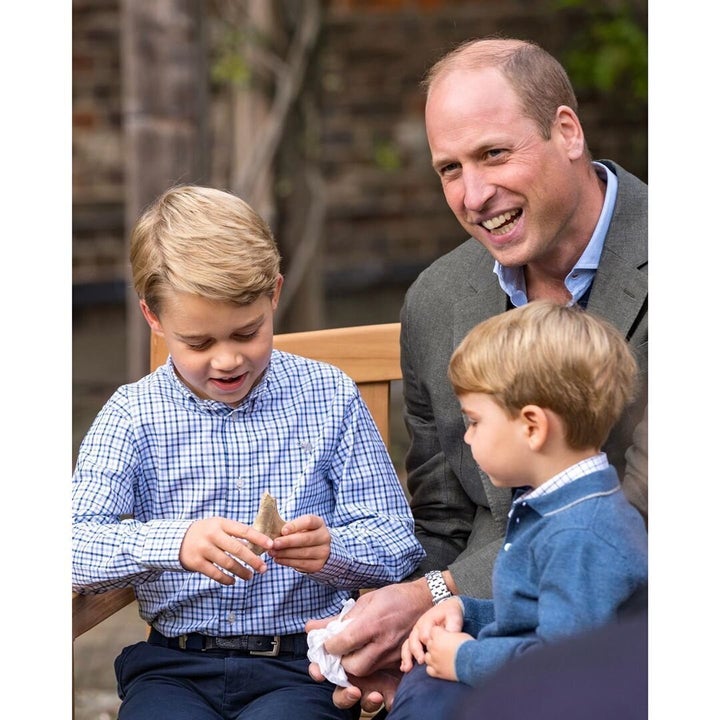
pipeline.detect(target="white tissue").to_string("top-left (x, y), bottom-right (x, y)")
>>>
top-left (306, 598), bottom-right (356, 687)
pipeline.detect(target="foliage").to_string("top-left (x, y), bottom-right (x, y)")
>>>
top-left (373, 140), bottom-right (402, 172)
top-left (551, 0), bottom-right (648, 103)
top-left (210, 27), bottom-right (251, 87)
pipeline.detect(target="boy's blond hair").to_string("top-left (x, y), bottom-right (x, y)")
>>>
top-left (448, 301), bottom-right (638, 450)
top-left (130, 185), bottom-right (281, 315)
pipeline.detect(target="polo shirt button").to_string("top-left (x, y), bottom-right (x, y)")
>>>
top-left (504, 543), bottom-right (512, 551)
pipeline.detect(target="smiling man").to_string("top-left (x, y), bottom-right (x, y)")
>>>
top-left (306, 37), bottom-right (647, 716)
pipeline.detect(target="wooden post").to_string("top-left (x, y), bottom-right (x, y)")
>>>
top-left (120, 0), bottom-right (208, 381)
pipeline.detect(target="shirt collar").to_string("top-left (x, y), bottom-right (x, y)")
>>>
top-left (164, 356), bottom-right (271, 415)
top-left (516, 453), bottom-right (609, 505)
top-left (494, 161), bottom-right (617, 307)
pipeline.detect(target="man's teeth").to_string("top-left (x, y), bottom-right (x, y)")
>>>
top-left (481, 210), bottom-right (520, 235)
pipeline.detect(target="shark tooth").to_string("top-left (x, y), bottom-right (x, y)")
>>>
top-left (248, 490), bottom-right (286, 554)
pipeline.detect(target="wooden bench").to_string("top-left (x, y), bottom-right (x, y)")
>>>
top-left (72, 322), bottom-right (403, 711)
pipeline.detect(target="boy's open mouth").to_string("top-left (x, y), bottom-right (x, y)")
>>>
top-left (210, 373), bottom-right (247, 391)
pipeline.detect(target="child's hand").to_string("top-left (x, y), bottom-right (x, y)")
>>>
top-left (399, 596), bottom-right (464, 670)
top-left (179, 516), bottom-right (273, 584)
top-left (422, 627), bottom-right (474, 682)
top-left (268, 514), bottom-right (331, 573)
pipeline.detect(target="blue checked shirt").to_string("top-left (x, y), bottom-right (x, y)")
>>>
top-left (73, 350), bottom-right (425, 637)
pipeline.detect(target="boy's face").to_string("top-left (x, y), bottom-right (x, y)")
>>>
top-left (141, 279), bottom-right (281, 407)
top-left (460, 392), bottom-right (532, 488)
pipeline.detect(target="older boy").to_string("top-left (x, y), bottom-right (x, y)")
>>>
top-left (72, 185), bottom-right (425, 720)
top-left (386, 300), bottom-right (648, 718)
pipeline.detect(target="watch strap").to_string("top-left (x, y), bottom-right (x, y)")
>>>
top-left (424, 570), bottom-right (452, 605)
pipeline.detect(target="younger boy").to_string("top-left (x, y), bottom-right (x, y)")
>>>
top-left (72, 185), bottom-right (425, 720)
top-left (386, 300), bottom-right (648, 718)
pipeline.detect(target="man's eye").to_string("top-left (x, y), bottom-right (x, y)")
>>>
top-left (439, 162), bottom-right (460, 176)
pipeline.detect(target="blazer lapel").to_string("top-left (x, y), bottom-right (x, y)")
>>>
top-left (587, 248), bottom-right (647, 337)
top-left (453, 286), bottom-right (506, 347)
top-left (452, 267), bottom-right (513, 524)
top-left (586, 164), bottom-right (648, 337)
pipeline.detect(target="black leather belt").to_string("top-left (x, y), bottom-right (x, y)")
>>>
top-left (148, 628), bottom-right (308, 657)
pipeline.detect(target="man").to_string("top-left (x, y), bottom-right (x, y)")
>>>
top-left (307, 37), bottom-right (647, 714)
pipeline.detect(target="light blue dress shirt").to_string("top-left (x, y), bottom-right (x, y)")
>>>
top-left (494, 162), bottom-right (618, 306)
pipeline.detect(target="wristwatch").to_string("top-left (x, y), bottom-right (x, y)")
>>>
top-left (424, 570), bottom-right (452, 605)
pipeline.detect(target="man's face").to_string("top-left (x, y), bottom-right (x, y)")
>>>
top-left (425, 66), bottom-right (585, 269)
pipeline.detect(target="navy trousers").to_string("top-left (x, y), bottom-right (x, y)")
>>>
top-left (114, 640), bottom-right (358, 720)
top-left (386, 663), bottom-right (472, 719)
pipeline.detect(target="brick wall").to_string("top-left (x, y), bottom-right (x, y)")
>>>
top-left (73, 0), bottom-right (125, 289)
top-left (72, 0), bottom-right (647, 302)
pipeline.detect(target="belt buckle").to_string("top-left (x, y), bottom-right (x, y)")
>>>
top-left (249, 636), bottom-right (280, 657)
top-left (178, 634), bottom-right (189, 650)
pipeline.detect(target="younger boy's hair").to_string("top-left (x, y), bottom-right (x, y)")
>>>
top-left (448, 300), bottom-right (638, 450)
top-left (130, 185), bottom-right (281, 315)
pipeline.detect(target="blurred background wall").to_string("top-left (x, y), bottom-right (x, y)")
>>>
top-left (73, 0), bottom-right (647, 462)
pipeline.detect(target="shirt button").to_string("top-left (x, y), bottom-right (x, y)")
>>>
top-left (227, 612), bottom-right (236, 624)
top-left (504, 543), bottom-right (512, 551)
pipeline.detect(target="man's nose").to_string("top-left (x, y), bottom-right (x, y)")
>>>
top-left (462, 167), bottom-right (496, 211)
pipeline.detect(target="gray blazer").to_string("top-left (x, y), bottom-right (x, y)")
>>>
top-left (400, 161), bottom-right (648, 598)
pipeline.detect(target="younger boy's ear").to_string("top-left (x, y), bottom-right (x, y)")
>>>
top-left (139, 299), bottom-right (163, 335)
top-left (520, 405), bottom-right (549, 452)
top-left (271, 274), bottom-right (284, 310)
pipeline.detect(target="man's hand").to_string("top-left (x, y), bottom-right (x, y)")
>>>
top-left (306, 578), bottom-right (433, 677)
top-left (308, 664), bottom-right (403, 713)
top-left (179, 516), bottom-right (272, 584)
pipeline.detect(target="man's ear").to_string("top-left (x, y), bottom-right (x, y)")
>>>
top-left (271, 274), bottom-right (284, 310)
top-left (554, 105), bottom-right (585, 161)
top-left (139, 299), bottom-right (163, 335)
top-left (519, 405), bottom-right (549, 452)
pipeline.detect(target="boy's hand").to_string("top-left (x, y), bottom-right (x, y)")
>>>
top-left (269, 514), bottom-right (330, 573)
top-left (400, 596), bottom-right (464, 670)
top-left (179, 516), bottom-right (272, 584)
top-left (422, 627), bottom-right (474, 681)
